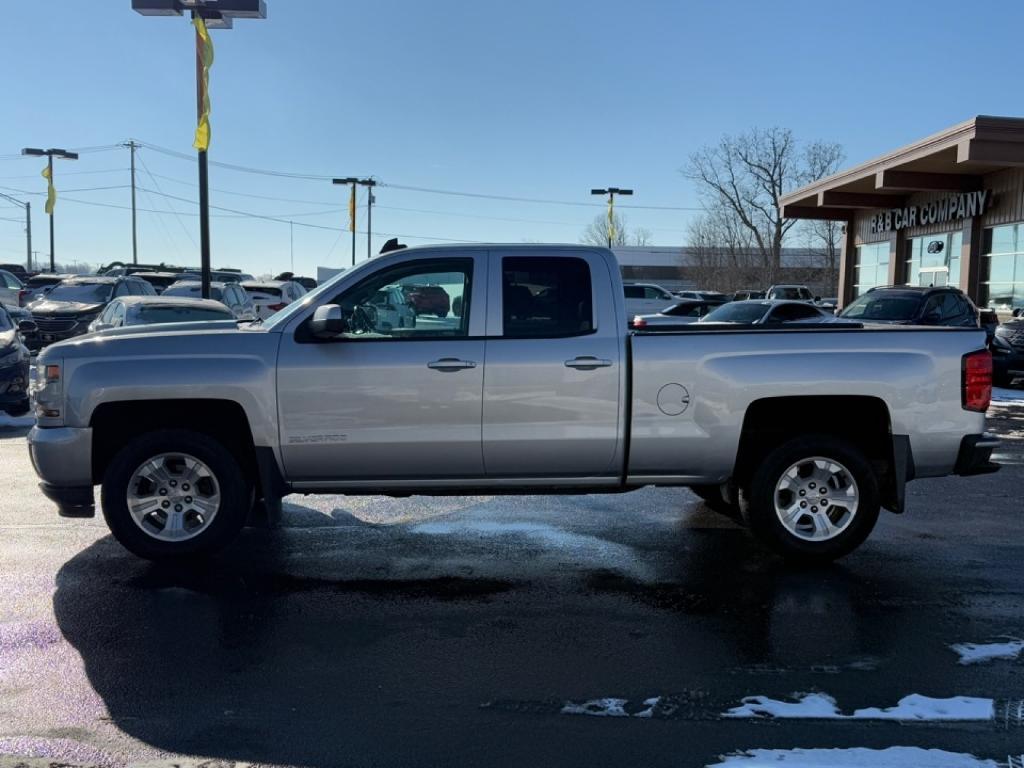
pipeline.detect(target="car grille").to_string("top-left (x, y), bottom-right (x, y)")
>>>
top-left (1008, 329), bottom-right (1024, 349)
top-left (32, 316), bottom-right (78, 333)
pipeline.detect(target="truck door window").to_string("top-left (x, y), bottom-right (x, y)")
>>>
top-left (501, 256), bottom-right (592, 338)
top-left (311, 258), bottom-right (473, 340)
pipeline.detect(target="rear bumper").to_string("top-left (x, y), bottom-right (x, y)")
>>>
top-left (954, 433), bottom-right (1001, 476)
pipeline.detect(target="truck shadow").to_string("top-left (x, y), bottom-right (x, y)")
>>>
top-left (52, 504), bottom-right (945, 767)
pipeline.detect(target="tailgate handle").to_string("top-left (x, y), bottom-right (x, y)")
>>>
top-left (564, 356), bottom-right (613, 370)
top-left (427, 358), bottom-right (477, 372)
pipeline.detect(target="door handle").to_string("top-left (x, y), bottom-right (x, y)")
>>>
top-left (427, 358), bottom-right (477, 372)
top-left (564, 356), bottom-right (613, 370)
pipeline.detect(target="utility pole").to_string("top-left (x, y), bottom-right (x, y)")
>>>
top-left (0, 192), bottom-right (31, 272)
top-left (364, 178), bottom-right (376, 260)
top-left (123, 141), bottom-right (139, 264)
top-left (289, 220), bottom-right (294, 272)
top-left (590, 186), bottom-right (634, 248)
top-left (332, 177), bottom-right (359, 266)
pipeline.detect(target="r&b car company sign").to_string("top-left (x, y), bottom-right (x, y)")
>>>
top-left (869, 189), bottom-right (991, 234)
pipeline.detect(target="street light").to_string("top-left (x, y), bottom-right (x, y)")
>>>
top-left (0, 192), bottom-right (31, 272)
top-left (22, 148), bottom-right (78, 272)
top-left (590, 187), bottom-right (633, 248)
top-left (131, 0), bottom-right (267, 297)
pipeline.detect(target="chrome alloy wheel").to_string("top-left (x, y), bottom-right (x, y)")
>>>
top-left (773, 456), bottom-right (859, 542)
top-left (126, 452), bottom-right (221, 542)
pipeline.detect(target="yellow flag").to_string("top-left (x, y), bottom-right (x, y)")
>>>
top-left (607, 199), bottom-right (616, 243)
top-left (348, 185), bottom-right (357, 232)
top-left (41, 165), bottom-right (56, 215)
top-left (193, 16), bottom-right (214, 151)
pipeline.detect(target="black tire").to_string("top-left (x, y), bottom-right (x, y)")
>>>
top-left (690, 483), bottom-right (743, 523)
top-left (739, 435), bottom-right (880, 564)
top-left (100, 429), bottom-right (252, 560)
top-left (4, 398), bottom-right (30, 417)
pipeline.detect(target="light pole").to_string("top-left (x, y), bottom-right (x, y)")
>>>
top-left (122, 141), bottom-right (140, 264)
top-left (590, 187), bottom-right (633, 248)
top-left (22, 148), bottom-right (78, 272)
top-left (0, 192), bottom-right (31, 272)
top-left (332, 177), bottom-right (359, 266)
top-left (363, 178), bottom-right (376, 260)
top-left (132, 0), bottom-right (268, 296)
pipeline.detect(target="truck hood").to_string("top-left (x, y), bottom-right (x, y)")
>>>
top-left (39, 320), bottom-right (272, 362)
top-left (30, 300), bottom-right (105, 316)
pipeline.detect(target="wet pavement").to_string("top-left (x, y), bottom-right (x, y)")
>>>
top-left (1, 395), bottom-right (1023, 767)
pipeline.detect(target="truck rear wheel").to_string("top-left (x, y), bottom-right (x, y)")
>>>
top-left (739, 435), bottom-right (879, 563)
top-left (100, 429), bottom-right (252, 560)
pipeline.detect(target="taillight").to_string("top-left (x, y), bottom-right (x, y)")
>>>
top-left (962, 349), bottom-right (992, 412)
top-left (631, 316), bottom-right (647, 329)
top-left (18, 289), bottom-right (28, 307)
top-left (267, 302), bottom-right (286, 311)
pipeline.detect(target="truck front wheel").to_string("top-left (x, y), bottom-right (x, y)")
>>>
top-left (101, 429), bottom-right (252, 560)
top-left (739, 435), bottom-right (880, 563)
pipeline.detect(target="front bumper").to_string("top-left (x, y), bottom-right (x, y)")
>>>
top-left (992, 348), bottom-right (1024, 382)
top-left (954, 433), bottom-right (1001, 476)
top-left (0, 359), bottom-right (30, 412)
top-left (27, 425), bottom-right (95, 517)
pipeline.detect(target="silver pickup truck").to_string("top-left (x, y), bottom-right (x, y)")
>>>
top-left (27, 245), bottom-right (999, 563)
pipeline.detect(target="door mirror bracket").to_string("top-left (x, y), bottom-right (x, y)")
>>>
top-left (310, 304), bottom-right (348, 338)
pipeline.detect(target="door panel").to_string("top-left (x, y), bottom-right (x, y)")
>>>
top-left (482, 251), bottom-right (625, 477)
top-left (277, 252), bottom-right (487, 482)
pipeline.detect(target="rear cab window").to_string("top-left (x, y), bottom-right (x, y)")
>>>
top-left (501, 257), bottom-right (592, 338)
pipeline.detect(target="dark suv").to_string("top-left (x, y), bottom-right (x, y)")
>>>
top-left (838, 286), bottom-right (979, 328)
top-left (992, 314), bottom-right (1024, 387)
top-left (29, 275), bottom-right (155, 348)
top-left (401, 284), bottom-right (451, 317)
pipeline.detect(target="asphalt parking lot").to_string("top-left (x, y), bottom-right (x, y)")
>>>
top-left (1, 394), bottom-right (1023, 768)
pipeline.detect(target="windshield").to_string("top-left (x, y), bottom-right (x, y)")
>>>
top-left (27, 276), bottom-right (63, 288)
top-left (44, 283), bottom-right (113, 304)
top-left (663, 302), bottom-right (702, 317)
top-left (701, 302), bottom-right (770, 323)
top-left (134, 306), bottom-right (233, 324)
top-left (164, 285), bottom-right (224, 302)
top-left (840, 293), bottom-right (923, 321)
top-left (770, 287), bottom-right (810, 300)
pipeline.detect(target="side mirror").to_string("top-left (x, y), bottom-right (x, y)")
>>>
top-left (310, 304), bottom-right (347, 338)
top-left (17, 319), bottom-right (36, 334)
top-left (814, 296), bottom-right (822, 303)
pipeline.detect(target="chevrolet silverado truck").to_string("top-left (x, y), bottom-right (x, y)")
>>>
top-left (27, 245), bottom-right (999, 562)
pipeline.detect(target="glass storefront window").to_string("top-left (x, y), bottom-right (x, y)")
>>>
top-left (980, 223), bottom-right (1024, 311)
top-left (854, 242), bottom-right (890, 296)
top-left (905, 232), bottom-right (960, 289)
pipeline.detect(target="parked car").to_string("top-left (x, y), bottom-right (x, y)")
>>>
top-left (838, 286), bottom-right (980, 329)
top-left (0, 264), bottom-right (30, 282)
top-left (274, 273), bottom-right (319, 292)
top-left (674, 290), bottom-right (729, 303)
top-left (86, 296), bottom-right (235, 334)
top-left (29, 244), bottom-right (996, 565)
top-left (766, 284), bottom-right (817, 302)
top-left (29, 275), bottom-right (156, 347)
top-left (630, 299), bottom-right (723, 329)
top-left (623, 282), bottom-right (676, 317)
top-left (991, 317), bottom-right (1024, 387)
top-left (699, 299), bottom-right (839, 325)
top-left (401, 283), bottom-right (451, 317)
top-left (0, 269), bottom-right (25, 307)
top-left (732, 289), bottom-right (766, 301)
top-left (162, 281), bottom-right (257, 322)
top-left (818, 297), bottom-right (839, 311)
top-left (179, 269), bottom-right (255, 284)
top-left (0, 304), bottom-right (32, 416)
top-left (20, 273), bottom-right (74, 307)
top-left (361, 285), bottom-right (417, 331)
top-left (132, 271), bottom-right (183, 295)
top-left (241, 279), bottom-right (307, 320)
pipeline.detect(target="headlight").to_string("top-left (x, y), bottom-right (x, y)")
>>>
top-left (992, 333), bottom-right (1013, 351)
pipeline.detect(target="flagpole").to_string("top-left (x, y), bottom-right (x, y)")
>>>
top-left (47, 155), bottom-right (55, 271)
top-left (194, 11), bottom-right (212, 299)
top-left (351, 181), bottom-right (357, 267)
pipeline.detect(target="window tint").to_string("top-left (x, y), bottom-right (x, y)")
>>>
top-left (664, 302), bottom-right (703, 317)
top-left (111, 303), bottom-right (126, 327)
top-left (770, 304), bottom-right (820, 321)
top-left (321, 258), bottom-right (472, 340)
top-left (623, 286), bottom-right (643, 299)
top-left (502, 257), bottom-right (592, 338)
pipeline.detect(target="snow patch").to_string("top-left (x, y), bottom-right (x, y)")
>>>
top-left (633, 697), bottom-right (661, 718)
top-left (560, 698), bottom-right (629, 717)
top-left (707, 747), bottom-right (1000, 768)
top-left (724, 693), bottom-right (994, 721)
top-left (951, 640), bottom-right (1024, 665)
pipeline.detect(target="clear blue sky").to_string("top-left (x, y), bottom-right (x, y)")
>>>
top-left (1, 0), bottom-right (1022, 277)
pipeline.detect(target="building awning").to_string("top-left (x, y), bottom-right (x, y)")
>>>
top-left (780, 115), bottom-right (1024, 221)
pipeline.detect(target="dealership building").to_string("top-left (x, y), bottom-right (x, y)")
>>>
top-left (780, 115), bottom-right (1024, 312)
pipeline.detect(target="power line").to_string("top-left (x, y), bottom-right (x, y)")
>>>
top-left (137, 150), bottom-right (197, 248)
top-left (0, 168), bottom-right (129, 180)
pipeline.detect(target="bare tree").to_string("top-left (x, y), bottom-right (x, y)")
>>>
top-left (801, 141), bottom-right (846, 295)
top-left (683, 127), bottom-right (843, 284)
top-left (687, 202), bottom-right (760, 292)
top-left (580, 211), bottom-right (652, 247)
